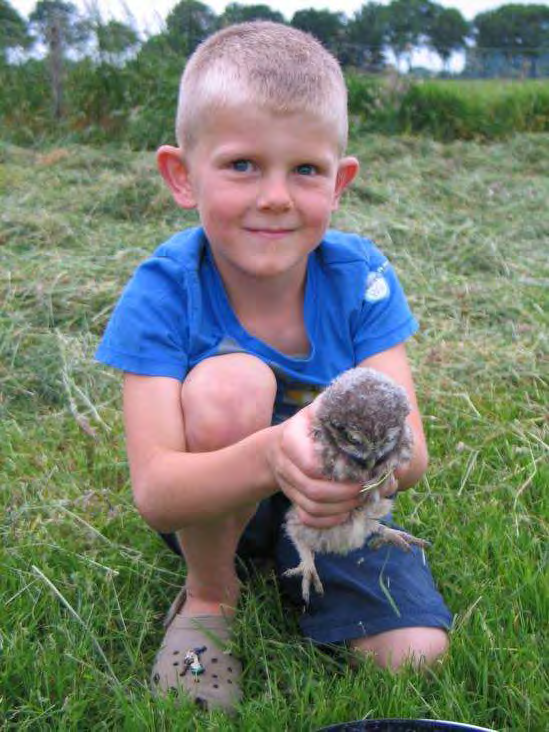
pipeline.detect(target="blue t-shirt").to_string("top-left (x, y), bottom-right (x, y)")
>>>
top-left (96, 227), bottom-right (418, 421)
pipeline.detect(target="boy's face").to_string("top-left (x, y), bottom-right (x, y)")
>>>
top-left (158, 106), bottom-right (358, 287)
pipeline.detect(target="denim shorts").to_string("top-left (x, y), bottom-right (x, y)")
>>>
top-left (160, 492), bottom-right (452, 645)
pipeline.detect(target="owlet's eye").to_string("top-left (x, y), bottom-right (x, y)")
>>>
top-left (343, 428), bottom-right (363, 445)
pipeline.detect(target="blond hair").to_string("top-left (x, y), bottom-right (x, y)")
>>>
top-left (175, 21), bottom-right (349, 153)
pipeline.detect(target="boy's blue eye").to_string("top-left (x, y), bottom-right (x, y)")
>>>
top-left (296, 164), bottom-right (317, 176)
top-left (231, 159), bottom-right (252, 172)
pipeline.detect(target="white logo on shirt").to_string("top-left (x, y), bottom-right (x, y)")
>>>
top-left (364, 271), bottom-right (390, 302)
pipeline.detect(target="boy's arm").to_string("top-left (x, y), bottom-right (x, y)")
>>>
top-left (358, 342), bottom-right (428, 491)
top-left (123, 373), bottom-right (276, 531)
top-left (123, 373), bottom-right (363, 532)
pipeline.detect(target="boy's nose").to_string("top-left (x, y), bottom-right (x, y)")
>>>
top-left (257, 174), bottom-right (292, 211)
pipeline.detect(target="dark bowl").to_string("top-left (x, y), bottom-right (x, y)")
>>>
top-left (318, 720), bottom-right (497, 732)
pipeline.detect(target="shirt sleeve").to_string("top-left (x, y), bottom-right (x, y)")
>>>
top-left (352, 246), bottom-right (418, 362)
top-left (95, 255), bottom-right (191, 379)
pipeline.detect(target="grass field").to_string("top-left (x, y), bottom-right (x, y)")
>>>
top-left (395, 79), bottom-right (549, 141)
top-left (1, 133), bottom-right (547, 730)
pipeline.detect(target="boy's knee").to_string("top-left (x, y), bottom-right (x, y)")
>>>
top-left (182, 354), bottom-right (277, 450)
top-left (351, 627), bottom-right (449, 671)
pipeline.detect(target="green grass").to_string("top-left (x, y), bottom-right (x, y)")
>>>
top-left (397, 79), bottom-right (549, 140)
top-left (1, 133), bottom-right (548, 730)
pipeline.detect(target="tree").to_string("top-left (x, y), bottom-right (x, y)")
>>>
top-left (290, 8), bottom-right (346, 58)
top-left (29, 0), bottom-right (90, 118)
top-left (347, 2), bottom-right (388, 70)
top-left (0, 0), bottom-right (31, 62)
top-left (427, 6), bottom-right (469, 71)
top-left (95, 19), bottom-right (140, 64)
top-left (165, 0), bottom-right (217, 56)
top-left (474, 4), bottom-right (549, 78)
top-left (385, 0), bottom-right (435, 71)
top-left (220, 3), bottom-right (285, 26)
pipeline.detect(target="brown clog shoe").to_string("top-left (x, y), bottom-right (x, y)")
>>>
top-left (150, 588), bottom-right (242, 714)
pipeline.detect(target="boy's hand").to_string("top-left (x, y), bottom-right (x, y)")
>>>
top-left (270, 400), bottom-right (363, 528)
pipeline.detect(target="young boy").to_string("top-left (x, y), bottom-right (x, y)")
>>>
top-left (96, 21), bottom-right (452, 713)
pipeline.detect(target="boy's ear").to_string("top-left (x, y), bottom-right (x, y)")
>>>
top-left (156, 145), bottom-right (197, 209)
top-left (332, 156), bottom-right (360, 210)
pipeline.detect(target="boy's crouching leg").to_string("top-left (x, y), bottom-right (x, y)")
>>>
top-left (150, 355), bottom-right (276, 711)
top-left (182, 352), bottom-right (277, 453)
top-left (178, 353), bottom-right (277, 613)
top-left (350, 627), bottom-right (449, 672)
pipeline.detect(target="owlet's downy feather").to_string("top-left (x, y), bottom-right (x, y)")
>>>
top-left (284, 367), bottom-right (428, 604)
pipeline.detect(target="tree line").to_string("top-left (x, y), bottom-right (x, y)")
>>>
top-left (1, 0), bottom-right (548, 144)
top-left (4, 1), bottom-right (549, 72)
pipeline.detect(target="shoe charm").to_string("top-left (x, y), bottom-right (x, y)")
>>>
top-left (183, 645), bottom-right (207, 677)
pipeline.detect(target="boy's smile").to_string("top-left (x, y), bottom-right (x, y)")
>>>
top-left (158, 106), bottom-right (358, 293)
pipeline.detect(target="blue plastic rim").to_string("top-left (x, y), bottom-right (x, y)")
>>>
top-left (318, 720), bottom-right (497, 732)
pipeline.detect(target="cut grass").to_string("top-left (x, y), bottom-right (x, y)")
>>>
top-left (1, 133), bottom-right (547, 730)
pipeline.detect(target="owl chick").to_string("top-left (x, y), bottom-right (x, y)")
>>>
top-left (283, 367), bottom-right (428, 604)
